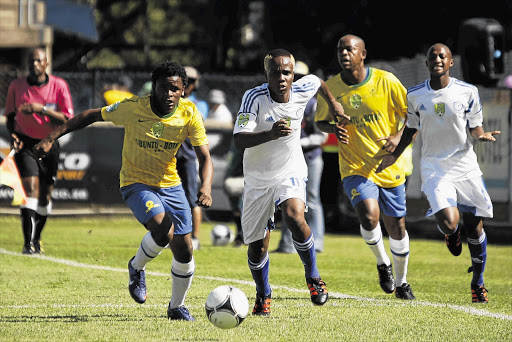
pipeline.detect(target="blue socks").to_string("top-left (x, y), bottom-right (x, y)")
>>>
top-left (467, 230), bottom-right (487, 286)
top-left (248, 233), bottom-right (320, 296)
top-left (248, 252), bottom-right (271, 296)
top-left (293, 233), bottom-right (320, 279)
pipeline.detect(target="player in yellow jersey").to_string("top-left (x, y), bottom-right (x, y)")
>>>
top-left (316, 34), bottom-right (415, 300)
top-left (34, 61), bottom-right (213, 320)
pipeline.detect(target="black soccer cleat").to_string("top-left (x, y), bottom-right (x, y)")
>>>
top-left (307, 277), bottom-right (329, 305)
top-left (32, 240), bottom-right (44, 254)
top-left (167, 304), bottom-right (196, 321)
top-left (395, 283), bottom-right (416, 300)
top-left (128, 257), bottom-right (147, 304)
top-left (377, 264), bottom-right (396, 294)
top-left (22, 244), bottom-right (34, 255)
top-left (471, 284), bottom-right (489, 303)
top-left (445, 228), bottom-right (462, 256)
top-left (252, 293), bottom-right (271, 316)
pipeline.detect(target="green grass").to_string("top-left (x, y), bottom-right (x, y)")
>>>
top-left (0, 215), bottom-right (511, 342)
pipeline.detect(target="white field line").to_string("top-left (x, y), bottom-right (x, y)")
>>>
top-left (1, 248), bottom-right (511, 321)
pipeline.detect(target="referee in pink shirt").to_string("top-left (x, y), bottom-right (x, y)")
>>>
top-left (4, 47), bottom-right (74, 254)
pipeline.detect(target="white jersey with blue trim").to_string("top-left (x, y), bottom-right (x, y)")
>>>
top-left (407, 77), bottom-right (483, 183)
top-left (234, 74), bottom-right (321, 188)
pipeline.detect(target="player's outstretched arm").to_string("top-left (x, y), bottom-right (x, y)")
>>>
top-left (34, 108), bottom-right (103, 157)
top-left (194, 144), bottom-right (213, 208)
top-left (469, 126), bottom-right (501, 142)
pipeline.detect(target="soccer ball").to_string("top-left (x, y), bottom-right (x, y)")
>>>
top-left (210, 224), bottom-right (233, 246)
top-left (205, 285), bottom-right (249, 329)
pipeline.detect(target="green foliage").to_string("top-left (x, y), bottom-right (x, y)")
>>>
top-left (1, 216), bottom-right (511, 341)
top-left (86, 0), bottom-right (215, 69)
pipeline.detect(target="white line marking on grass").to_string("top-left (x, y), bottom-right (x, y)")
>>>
top-left (1, 248), bottom-right (511, 321)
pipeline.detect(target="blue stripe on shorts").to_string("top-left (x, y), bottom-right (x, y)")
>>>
top-left (120, 183), bottom-right (192, 235)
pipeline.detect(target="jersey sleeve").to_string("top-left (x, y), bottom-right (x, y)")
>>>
top-left (406, 95), bottom-right (420, 130)
top-left (387, 73), bottom-right (408, 120)
top-left (57, 79), bottom-right (74, 118)
top-left (101, 101), bottom-right (128, 125)
top-left (466, 87), bottom-right (483, 128)
top-left (188, 105), bottom-right (209, 146)
top-left (296, 75), bottom-right (321, 97)
top-left (233, 88), bottom-right (260, 134)
top-left (315, 84), bottom-right (331, 123)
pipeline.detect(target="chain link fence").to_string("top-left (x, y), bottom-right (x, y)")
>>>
top-left (0, 69), bottom-right (266, 116)
top-left (1, 52), bottom-right (511, 115)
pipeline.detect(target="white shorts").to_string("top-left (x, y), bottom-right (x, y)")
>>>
top-left (241, 176), bottom-right (307, 244)
top-left (422, 176), bottom-right (493, 218)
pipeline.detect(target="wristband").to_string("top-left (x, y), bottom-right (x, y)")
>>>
top-left (42, 105), bottom-right (47, 115)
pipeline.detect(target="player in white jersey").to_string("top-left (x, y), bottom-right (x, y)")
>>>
top-left (376, 43), bottom-right (500, 303)
top-left (233, 49), bottom-right (348, 315)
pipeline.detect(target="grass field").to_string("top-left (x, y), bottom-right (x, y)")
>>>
top-left (0, 215), bottom-right (511, 342)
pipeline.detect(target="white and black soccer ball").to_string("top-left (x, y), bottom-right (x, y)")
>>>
top-left (210, 224), bottom-right (233, 246)
top-left (205, 285), bottom-right (249, 329)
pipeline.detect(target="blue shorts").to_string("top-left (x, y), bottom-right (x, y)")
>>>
top-left (120, 183), bottom-right (192, 235)
top-left (342, 175), bottom-right (406, 218)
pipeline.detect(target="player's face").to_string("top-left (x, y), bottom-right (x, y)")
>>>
top-left (265, 56), bottom-right (294, 103)
top-left (152, 76), bottom-right (184, 115)
top-left (28, 49), bottom-right (48, 78)
top-left (337, 37), bottom-right (366, 71)
top-left (426, 45), bottom-right (453, 77)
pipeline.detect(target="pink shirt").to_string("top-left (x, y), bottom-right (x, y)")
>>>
top-left (4, 75), bottom-right (74, 139)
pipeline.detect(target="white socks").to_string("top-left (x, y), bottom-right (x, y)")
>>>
top-left (131, 232), bottom-right (165, 271)
top-left (170, 257), bottom-right (195, 309)
top-left (360, 223), bottom-right (391, 266)
top-left (130, 232), bottom-right (195, 309)
top-left (389, 232), bottom-right (410, 286)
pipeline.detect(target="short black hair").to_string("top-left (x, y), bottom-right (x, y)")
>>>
top-left (151, 60), bottom-right (188, 86)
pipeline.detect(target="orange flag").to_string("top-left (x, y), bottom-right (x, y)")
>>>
top-left (0, 149), bottom-right (27, 206)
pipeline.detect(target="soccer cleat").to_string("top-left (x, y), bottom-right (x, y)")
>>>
top-left (471, 284), bottom-right (489, 303)
top-left (377, 264), bottom-right (396, 294)
top-left (307, 277), bottom-right (329, 305)
top-left (167, 305), bottom-right (196, 321)
top-left (252, 293), bottom-right (271, 316)
top-left (33, 241), bottom-right (44, 254)
top-left (22, 244), bottom-right (34, 254)
top-left (445, 228), bottom-right (462, 256)
top-left (395, 283), bottom-right (416, 300)
top-left (128, 257), bottom-right (147, 304)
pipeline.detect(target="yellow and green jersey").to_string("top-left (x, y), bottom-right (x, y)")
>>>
top-left (316, 68), bottom-right (407, 188)
top-left (101, 95), bottom-right (208, 188)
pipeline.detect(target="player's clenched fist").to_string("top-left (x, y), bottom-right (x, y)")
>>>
top-left (196, 187), bottom-right (212, 208)
top-left (269, 119), bottom-right (292, 140)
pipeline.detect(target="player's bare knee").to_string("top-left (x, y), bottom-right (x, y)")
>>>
top-left (359, 215), bottom-right (380, 230)
top-left (247, 241), bottom-right (266, 262)
top-left (150, 230), bottom-right (170, 247)
top-left (169, 234), bottom-right (193, 262)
